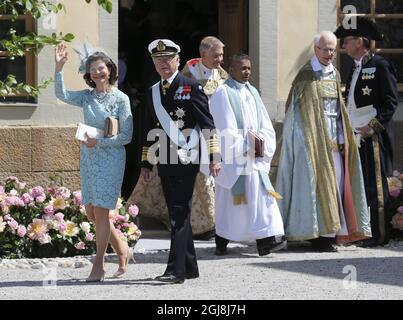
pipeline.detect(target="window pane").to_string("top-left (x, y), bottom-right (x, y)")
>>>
top-left (340, 0), bottom-right (370, 14)
top-left (0, 20), bottom-right (26, 50)
top-left (375, 19), bottom-right (403, 48)
top-left (375, 0), bottom-right (403, 14)
top-left (0, 56), bottom-right (26, 82)
top-left (0, 4), bottom-right (24, 15)
top-left (378, 54), bottom-right (403, 83)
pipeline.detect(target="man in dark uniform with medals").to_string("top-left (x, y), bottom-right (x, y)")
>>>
top-left (335, 17), bottom-right (398, 246)
top-left (140, 39), bottom-right (220, 283)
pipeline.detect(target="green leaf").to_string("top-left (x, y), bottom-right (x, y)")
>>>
top-left (23, 85), bottom-right (32, 93)
top-left (63, 33), bottom-right (75, 42)
top-left (106, 1), bottom-right (112, 13)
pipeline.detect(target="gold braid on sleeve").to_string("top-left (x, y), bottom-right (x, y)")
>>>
top-left (368, 118), bottom-right (385, 133)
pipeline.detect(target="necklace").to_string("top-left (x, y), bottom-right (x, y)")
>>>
top-left (92, 88), bottom-right (112, 104)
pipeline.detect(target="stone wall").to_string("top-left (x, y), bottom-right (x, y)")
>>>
top-left (0, 121), bottom-right (401, 193)
top-left (0, 126), bottom-right (80, 191)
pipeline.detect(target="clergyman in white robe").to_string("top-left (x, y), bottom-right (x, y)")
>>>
top-left (210, 73), bottom-right (285, 252)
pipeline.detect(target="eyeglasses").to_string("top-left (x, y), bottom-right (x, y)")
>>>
top-left (316, 46), bottom-right (337, 54)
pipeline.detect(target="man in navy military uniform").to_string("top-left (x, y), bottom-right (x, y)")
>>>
top-left (140, 39), bottom-right (220, 283)
top-left (335, 17), bottom-right (398, 246)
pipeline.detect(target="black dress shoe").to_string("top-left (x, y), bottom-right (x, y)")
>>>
top-left (257, 236), bottom-right (287, 256)
top-left (257, 247), bottom-right (271, 256)
top-left (215, 247), bottom-right (228, 256)
top-left (158, 275), bottom-right (185, 284)
top-left (154, 273), bottom-right (173, 281)
top-left (186, 273), bottom-right (199, 279)
top-left (355, 238), bottom-right (381, 248)
top-left (310, 237), bottom-right (338, 252)
top-left (318, 244), bottom-right (338, 252)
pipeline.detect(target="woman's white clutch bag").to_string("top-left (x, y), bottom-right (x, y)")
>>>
top-left (75, 123), bottom-right (103, 142)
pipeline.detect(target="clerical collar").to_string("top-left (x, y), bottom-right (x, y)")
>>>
top-left (310, 55), bottom-right (334, 74)
top-left (200, 61), bottom-right (213, 77)
top-left (233, 79), bottom-right (248, 89)
top-left (161, 70), bottom-right (178, 84)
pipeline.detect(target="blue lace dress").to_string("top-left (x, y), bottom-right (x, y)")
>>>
top-left (55, 71), bottom-right (133, 209)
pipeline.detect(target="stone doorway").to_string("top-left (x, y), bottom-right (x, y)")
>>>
top-left (118, 0), bottom-right (248, 201)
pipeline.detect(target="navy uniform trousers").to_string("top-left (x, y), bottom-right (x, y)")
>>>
top-left (160, 174), bottom-right (199, 279)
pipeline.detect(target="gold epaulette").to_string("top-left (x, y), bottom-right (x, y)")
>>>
top-left (207, 135), bottom-right (220, 154)
top-left (368, 118), bottom-right (385, 133)
top-left (141, 146), bottom-right (149, 162)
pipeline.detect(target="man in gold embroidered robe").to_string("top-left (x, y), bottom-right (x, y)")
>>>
top-left (180, 36), bottom-right (228, 239)
top-left (276, 31), bottom-right (372, 252)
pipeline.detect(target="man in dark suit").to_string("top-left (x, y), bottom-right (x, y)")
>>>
top-left (140, 39), bottom-right (220, 284)
top-left (335, 17), bottom-right (398, 246)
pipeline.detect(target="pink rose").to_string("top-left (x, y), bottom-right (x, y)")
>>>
top-left (31, 186), bottom-right (44, 198)
top-left (398, 206), bottom-right (403, 214)
top-left (54, 212), bottom-right (64, 221)
top-left (7, 219), bottom-right (19, 230)
top-left (74, 242), bottom-right (86, 250)
top-left (43, 205), bottom-right (55, 216)
top-left (73, 191), bottom-right (82, 205)
top-left (128, 205), bottom-right (139, 218)
top-left (85, 233), bottom-right (94, 241)
top-left (58, 223), bottom-right (67, 232)
top-left (21, 193), bottom-right (33, 205)
top-left (35, 195), bottom-right (46, 203)
top-left (17, 225), bottom-right (27, 237)
top-left (390, 189), bottom-right (400, 198)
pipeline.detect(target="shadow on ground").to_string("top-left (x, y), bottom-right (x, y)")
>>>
top-left (250, 255), bottom-right (403, 288)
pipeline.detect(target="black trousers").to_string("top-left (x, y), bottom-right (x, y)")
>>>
top-left (360, 140), bottom-right (391, 244)
top-left (160, 174), bottom-right (199, 279)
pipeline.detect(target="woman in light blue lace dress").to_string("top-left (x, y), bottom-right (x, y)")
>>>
top-left (54, 44), bottom-right (134, 282)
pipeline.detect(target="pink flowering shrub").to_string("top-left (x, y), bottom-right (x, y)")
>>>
top-left (0, 176), bottom-right (141, 258)
top-left (388, 171), bottom-right (403, 235)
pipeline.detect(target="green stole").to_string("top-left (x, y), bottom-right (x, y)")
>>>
top-left (224, 78), bottom-right (282, 205)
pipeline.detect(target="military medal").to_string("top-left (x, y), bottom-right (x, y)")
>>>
top-left (362, 85), bottom-right (372, 96)
top-left (361, 67), bottom-right (376, 80)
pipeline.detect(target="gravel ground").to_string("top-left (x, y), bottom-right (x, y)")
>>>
top-left (1, 239), bottom-right (403, 300)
